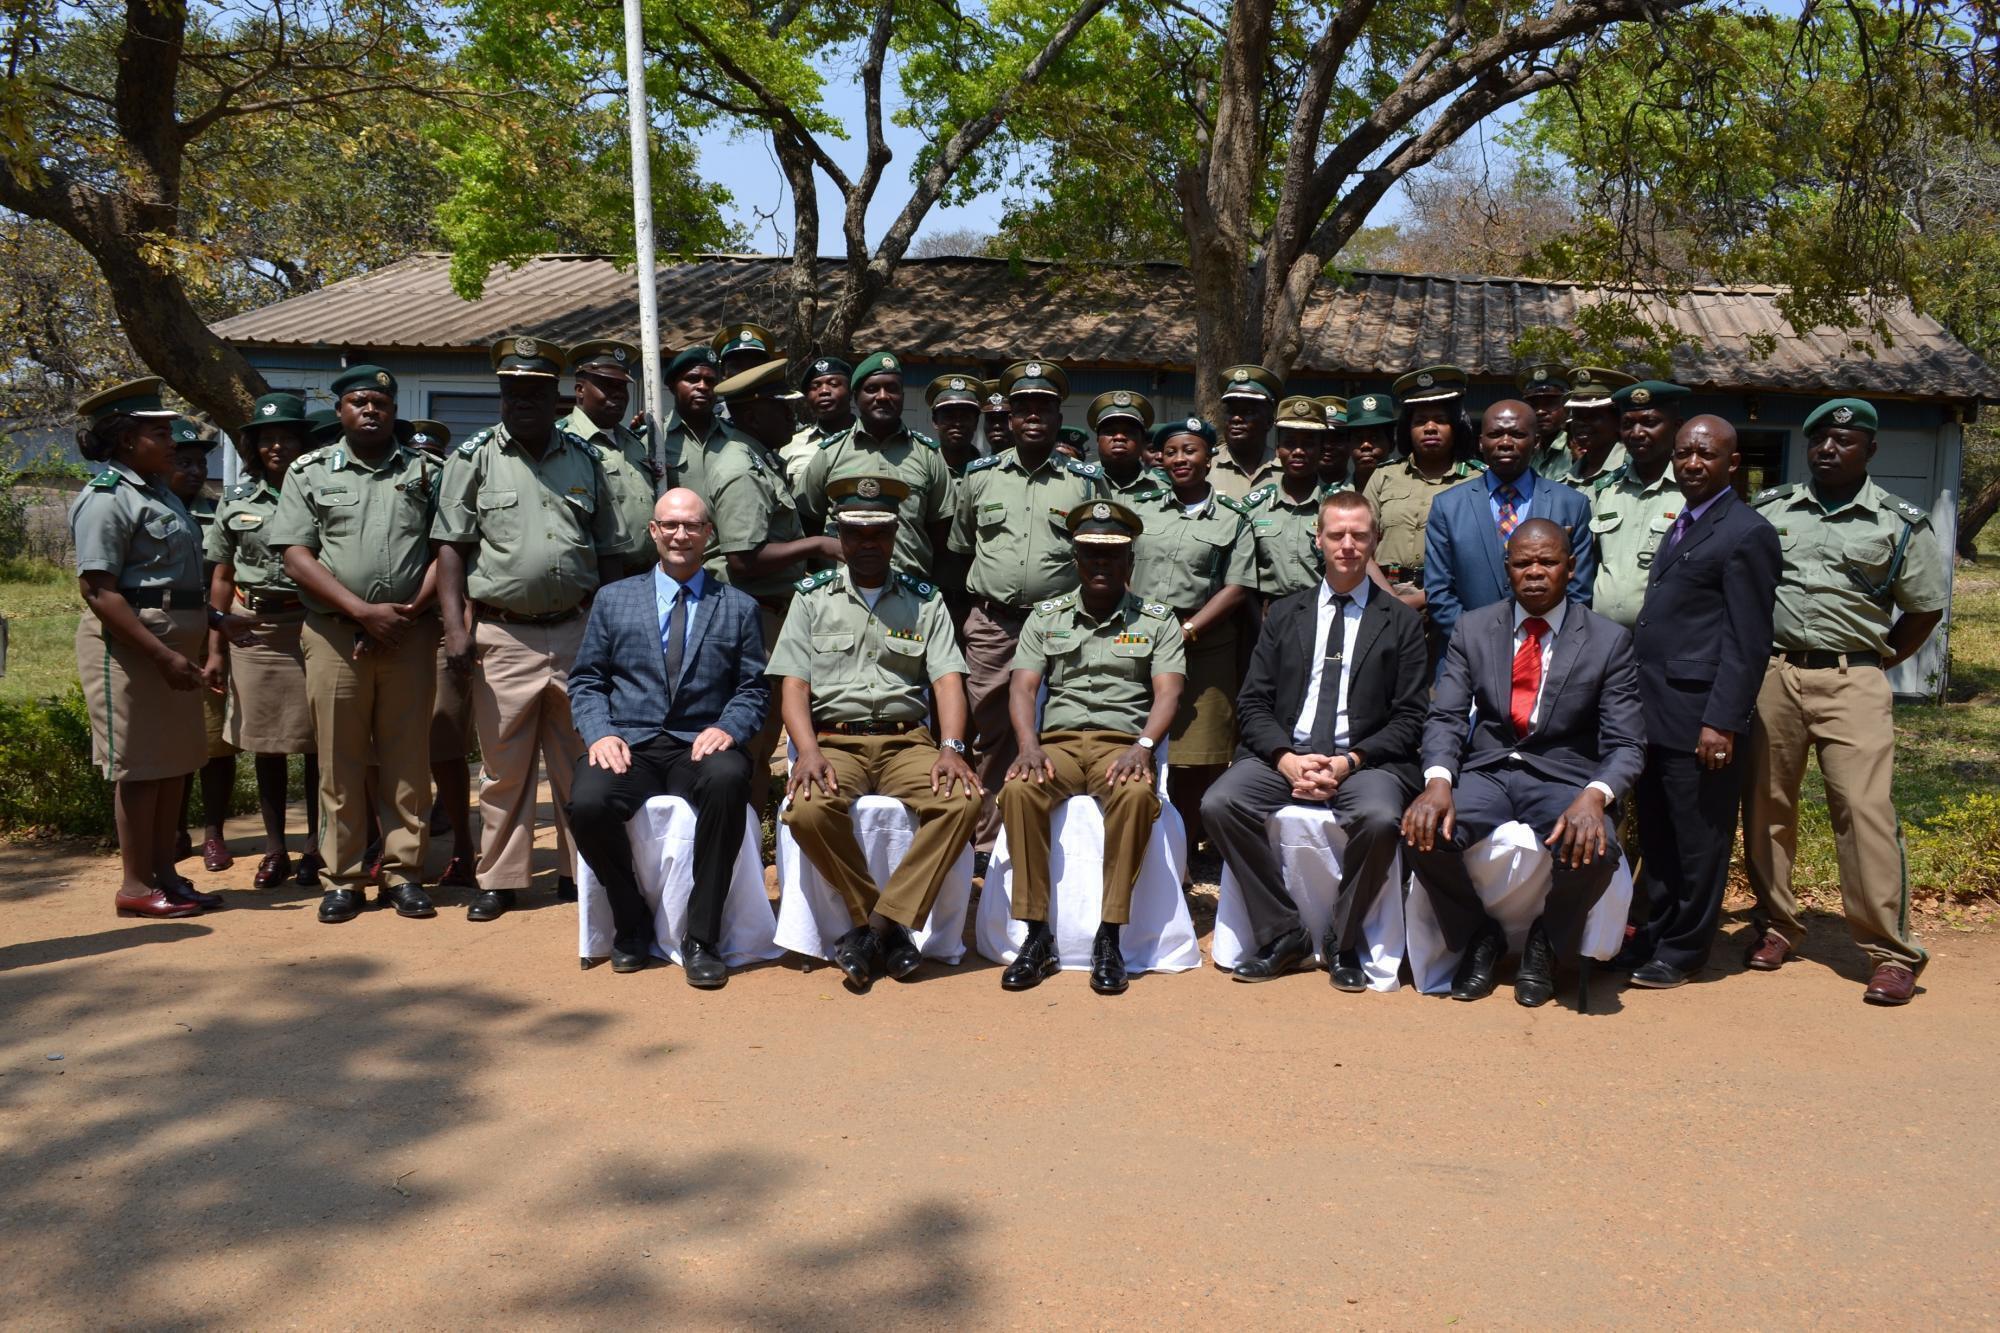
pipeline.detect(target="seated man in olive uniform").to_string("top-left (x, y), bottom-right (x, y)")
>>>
top-left (772, 477), bottom-right (982, 992)
top-left (996, 502), bottom-right (1185, 996)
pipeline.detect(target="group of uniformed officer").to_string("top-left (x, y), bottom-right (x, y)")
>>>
top-left (67, 340), bottom-right (1947, 1003)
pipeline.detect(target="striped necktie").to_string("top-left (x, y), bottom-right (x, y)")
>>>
top-left (1495, 483), bottom-right (1523, 541)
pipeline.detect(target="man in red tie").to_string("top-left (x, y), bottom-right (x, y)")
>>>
top-left (1401, 519), bottom-right (1646, 1007)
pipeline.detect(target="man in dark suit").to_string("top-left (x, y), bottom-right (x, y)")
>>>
top-left (567, 487), bottom-right (771, 986)
top-left (1401, 519), bottom-right (1645, 1007)
top-left (1423, 400), bottom-right (1596, 651)
top-left (1204, 491), bottom-right (1430, 989)
top-left (1619, 416), bottom-right (1780, 988)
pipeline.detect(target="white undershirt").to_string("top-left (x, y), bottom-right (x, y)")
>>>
top-left (1291, 578), bottom-right (1370, 752)
top-left (856, 583), bottom-right (886, 611)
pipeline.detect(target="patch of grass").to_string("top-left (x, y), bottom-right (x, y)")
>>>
top-left (1, 557), bottom-right (83, 703)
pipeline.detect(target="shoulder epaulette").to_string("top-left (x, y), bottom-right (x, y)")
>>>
top-left (1242, 484), bottom-right (1276, 509)
top-left (895, 570), bottom-right (939, 599)
top-left (1465, 459), bottom-right (1488, 473)
top-left (817, 425), bottom-right (854, 450)
top-left (1752, 484), bottom-right (1794, 506)
top-left (1217, 492), bottom-right (1250, 515)
top-left (965, 454), bottom-right (1004, 474)
top-left (1139, 600), bottom-right (1174, 619)
top-left (455, 432), bottom-right (488, 457)
top-left (1034, 591), bottom-right (1077, 614)
top-left (1065, 458), bottom-right (1102, 479)
top-left (225, 480), bottom-right (256, 501)
top-left (1590, 471), bottom-right (1620, 494)
top-left (910, 430), bottom-right (940, 451)
top-left (1130, 485), bottom-right (1169, 504)
top-left (1887, 495), bottom-right (1929, 525)
top-left (292, 448), bottom-right (325, 471)
top-left (88, 468), bottom-right (122, 490)
top-left (795, 568), bottom-right (840, 593)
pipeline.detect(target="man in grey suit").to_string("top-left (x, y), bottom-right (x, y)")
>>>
top-left (567, 488), bottom-right (771, 986)
top-left (1401, 519), bottom-right (1645, 1007)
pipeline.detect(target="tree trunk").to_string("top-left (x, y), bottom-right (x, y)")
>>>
top-left (1959, 477), bottom-right (2000, 559)
top-left (774, 131), bottom-right (823, 361)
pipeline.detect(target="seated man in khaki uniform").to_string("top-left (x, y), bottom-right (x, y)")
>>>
top-left (771, 477), bottom-right (981, 992)
top-left (996, 502), bottom-right (1185, 997)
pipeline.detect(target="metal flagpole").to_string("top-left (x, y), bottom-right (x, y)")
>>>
top-left (622, 0), bottom-right (665, 486)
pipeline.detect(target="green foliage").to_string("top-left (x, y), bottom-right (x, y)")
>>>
top-left (0, 686), bottom-right (113, 835)
top-left (1906, 792), bottom-right (2000, 902)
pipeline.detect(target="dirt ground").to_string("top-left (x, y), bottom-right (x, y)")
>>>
top-left (3, 801), bottom-right (1996, 1330)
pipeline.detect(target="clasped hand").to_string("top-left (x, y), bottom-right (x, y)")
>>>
top-left (1277, 751), bottom-right (1346, 801)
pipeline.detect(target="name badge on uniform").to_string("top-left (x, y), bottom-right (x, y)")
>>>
top-left (569, 485), bottom-right (589, 496)
top-left (1047, 628), bottom-right (1072, 639)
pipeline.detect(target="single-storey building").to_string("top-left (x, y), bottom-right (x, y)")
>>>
top-left (212, 252), bottom-right (2000, 697)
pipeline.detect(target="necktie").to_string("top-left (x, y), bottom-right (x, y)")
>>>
top-left (1509, 616), bottom-right (1549, 738)
top-left (1661, 509), bottom-right (1691, 555)
top-left (1307, 593), bottom-right (1352, 754)
top-left (664, 589), bottom-right (687, 701)
top-left (1495, 483), bottom-right (1523, 541)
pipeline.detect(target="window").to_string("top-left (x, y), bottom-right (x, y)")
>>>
top-left (1737, 428), bottom-right (1789, 497)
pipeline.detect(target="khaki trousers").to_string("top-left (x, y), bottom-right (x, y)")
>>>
top-left (471, 615), bottom-right (587, 892)
top-left (997, 730), bottom-right (1160, 925)
top-left (781, 730), bottom-right (981, 929)
top-left (961, 603), bottom-right (1027, 849)
top-left (303, 611), bottom-right (439, 891)
top-left (1745, 658), bottom-right (1925, 971)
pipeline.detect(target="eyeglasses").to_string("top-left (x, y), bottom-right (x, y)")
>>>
top-left (649, 520), bottom-right (708, 533)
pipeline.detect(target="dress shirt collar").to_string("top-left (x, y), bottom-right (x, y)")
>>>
top-left (654, 564), bottom-right (706, 607)
top-left (1678, 487), bottom-right (1727, 526)
top-left (1486, 467), bottom-right (1535, 500)
top-left (1511, 598), bottom-right (1566, 638)
top-left (1319, 576), bottom-right (1371, 612)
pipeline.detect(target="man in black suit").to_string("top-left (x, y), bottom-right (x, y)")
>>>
top-left (1401, 519), bottom-right (1645, 1007)
top-left (1204, 491), bottom-right (1430, 989)
top-left (1619, 416), bottom-right (1780, 988)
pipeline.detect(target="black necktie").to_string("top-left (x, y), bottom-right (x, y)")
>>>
top-left (1308, 593), bottom-right (1351, 755)
top-left (664, 591), bottom-right (687, 701)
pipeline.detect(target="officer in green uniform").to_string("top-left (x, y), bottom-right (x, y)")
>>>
top-left (167, 418), bottom-right (239, 872)
top-left (949, 357), bottom-right (1108, 844)
top-left (712, 321), bottom-right (777, 381)
top-left (1088, 390), bottom-right (1163, 499)
top-left (981, 380), bottom-right (1012, 455)
top-left (305, 408), bottom-right (340, 445)
top-left (996, 501), bottom-right (1186, 997)
top-left (1519, 363), bottom-right (1571, 473)
top-left (656, 345), bottom-right (754, 498)
top-left (772, 476), bottom-right (981, 992)
top-left (1587, 380), bottom-right (1690, 628)
top-left (926, 371), bottom-right (986, 476)
top-left (269, 364), bottom-right (442, 926)
top-left (433, 336), bottom-right (630, 921)
top-left (783, 355), bottom-right (856, 486)
top-left (563, 339), bottom-right (658, 562)
top-left (1360, 390), bottom-right (1479, 609)
top-left (1545, 366), bottom-right (1635, 486)
top-left (1212, 364), bottom-right (1283, 499)
top-left (1343, 390), bottom-right (1395, 499)
top-left (1744, 397), bottom-right (1948, 1006)
top-left (1243, 396), bottom-right (1340, 599)
top-left (1314, 395), bottom-right (1357, 491)
top-left (794, 351), bottom-right (956, 576)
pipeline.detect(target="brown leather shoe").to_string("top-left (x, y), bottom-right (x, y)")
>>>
top-left (1863, 964), bottom-right (1917, 1006)
top-left (253, 852), bottom-right (294, 888)
top-left (1745, 930), bottom-right (1792, 971)
top-left (116, 887), bottom-right (200, 919)
top-left (201, 836), bottom-right (233, 872)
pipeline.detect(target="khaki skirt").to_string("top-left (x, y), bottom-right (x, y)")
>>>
top-left (226, 608), bottom-right (315, 754)
top-left (75, 607), bottom-right (208, 782)
top-left (1168, 621), bottom-right (1240, 766)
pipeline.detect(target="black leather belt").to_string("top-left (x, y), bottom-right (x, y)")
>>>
top-left (236, 587), bottom-right (302, 612)
top-left (120, 587), bottom-right (206, 610)
top-left (818, 720), bottom-right (921, 736)
top-left (972, 595), bottom-right (1033, 622)
top-left (1775, 649), bottom-right (1882, 670)
top-left (1382, 563), bottom-right (1424, 583)
top-left (475, 602), bottom-right (581, 626)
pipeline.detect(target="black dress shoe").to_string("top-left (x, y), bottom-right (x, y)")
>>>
top-left (1001, 925), bottom-right (1059, 991)
top-left (1329, 949), bottom-right (1369, 993)
top-left (466, 888), bottom-right (516, 922)
top-left (832, 926), bottom-right (879, 992)
top-left (876, 924), bottom-right (923, 982)
top-left (380, 882), bottom-right (437, 919)
top-left (555, 876), bottom-right (578, 903)
top-left (681, 935), bottom-right (728, 989)
top-left (295, 851), bottom-right (325, 888)
top-left (610, 942), bottom-right (651, 973)
top-left (318, 888), bottom-right (364, 923)
top-left (1629, 958), bottom-right (1690, 989)
top-left (1090, 929), bottom-right (1128, 996)
top-left (160, 873), bottom-right (225, 911)
top-left (1514, 920), bottom-right (1557, 1008)
top-left (1450, 923), bottom-right (1506, 1001)
top-left (1231, 925), bottom-right (1313, 982)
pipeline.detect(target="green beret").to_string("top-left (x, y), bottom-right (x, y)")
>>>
top-left (1804, 397), bottom-right (1878, 435)
top-left (1066, 499), bottom-right (1143, 546)
top-left (1316, 395), bottom-right (1348, 427)
top-left (330, 364), bottom-right (397, 400)
top-left (665, 345), bottom-right (719, 382)
top-left (1516, 363), bottom-right (1571, 396)
top-left (170, 418), bottom-right (212, 450)
top-left (715, 358), bottom-right (801, 402)
top-left (1275, 395), bottom-right (1329, 432)
top-left (242, 392), bottom-right (310, 434)
top-left (1219, 364), bottom-right (1283, 402)
top-left (491, 335), bottom-right (565, 379)
top-left (1001, 358), bottom-right (1069, 401)
top-left (1087, 390), bottom-right (1154, 432)
top-left (1612, 380), bottom-right (1691, 411)
top-left (1154, 415), bottom-right (1217, 450)
top-left (1565, 367), bottom-right (1637, 408)
top-left (926, 372), bottom-right (984, 411)
top-left (305, 408), bottom-right (341, 443)
top-left (850, 351), bottom-right (905, 390)
top-left (570, 339), bottom-right (640, 381)
top-left (1344, 392), bottom-right (1396, 429)
top-left (1392, 365), bottom-right (1466, 404)
top-left (406, 419), bottom-right (452, 452)
top-left (712, 323), bottom-right (775, 359)
top-left (799, 355), bottom-right (853, 389)
top-left (827, 474), bottom-right (910, 526)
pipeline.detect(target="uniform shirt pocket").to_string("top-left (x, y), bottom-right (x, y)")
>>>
top-left (1588, 511), bottom-right (1624, 535)
top-left (811, 631), bottom-right (856, 653)
top-left (476, 489), bottom-right (521, 541)
top-left (1843, 531), bottom-right (1897, 583)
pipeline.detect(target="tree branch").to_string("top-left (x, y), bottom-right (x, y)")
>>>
top-left (675, 17), bottom-right (853, 193)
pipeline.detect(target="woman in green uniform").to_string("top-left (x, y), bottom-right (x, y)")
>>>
top-left (70, 378), bottom-right (249, 918)
top-left (1130, 416), bottom-right (1259, 844)
top-left (205, 392), bottom-right (323, 889)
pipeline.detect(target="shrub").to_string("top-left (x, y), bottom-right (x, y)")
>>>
top-left (0, 685), bottom-right (113, 835)
top-left (1905, 791), bottom-right (2000, 903)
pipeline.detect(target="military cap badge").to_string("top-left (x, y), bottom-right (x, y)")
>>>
top-left (1832, 406), bottom-right (1854, 424)
top-left (1091, 502), bottom-right (1110, 520)
top-left (1533, 368), bottom-right (1548, 381)
top-left (1232, 368), bottom-right (1249, 382)
top-left (1025, 361), bottom-right (1043, 377)
top-left (950, 376), bottom-right (966, 390)
top-left (1631, 387), bottom-right (1652, 405)
top-left (1361, 396), bottom-right (1378, 410)
top-left (515, 337), bottom-right (537, 356)
top-left (1186, 416), bottom-right (1201, 429)
top-left (1576, 369), bottom-right (1595, 384)
top-left (375, 371), bottom-right (391, 386)
top-left (883, 355), bottom-right (898, 370)
top-left (261, 402), bottom-right (277, 416)
top-left (740, 327), bottom-right (755, 341)
top-left (1416, 372), bottom-right (1434, 389)
top-left (815, 359), bottom-right (830, 372)
top-left (1114, 392), bottom-right (1131, 405)
top-left (858, 478), bottom-right (881, 499)
top-left (613, 347), bottom-right (628, 362)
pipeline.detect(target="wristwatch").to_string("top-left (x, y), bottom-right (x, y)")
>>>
top-left (1135, 736), bottom-right (1157, 752)
top-left (940, 738), bottom-right (968, 755)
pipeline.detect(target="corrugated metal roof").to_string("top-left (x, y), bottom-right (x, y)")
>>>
top-left (211, 252), bottom-right (2000, 401)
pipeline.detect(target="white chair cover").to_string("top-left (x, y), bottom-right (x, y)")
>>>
top-left (773, 794), bottom-right (975, 964)
top-left (576, 796), bottom-right (783, 967)
top-left (1210, 804), bottom-right (1405, 991)
top-left (974, 799), bottom-right (1202, 974)
top-left (1404, 820), bottom-right (1633, 995)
